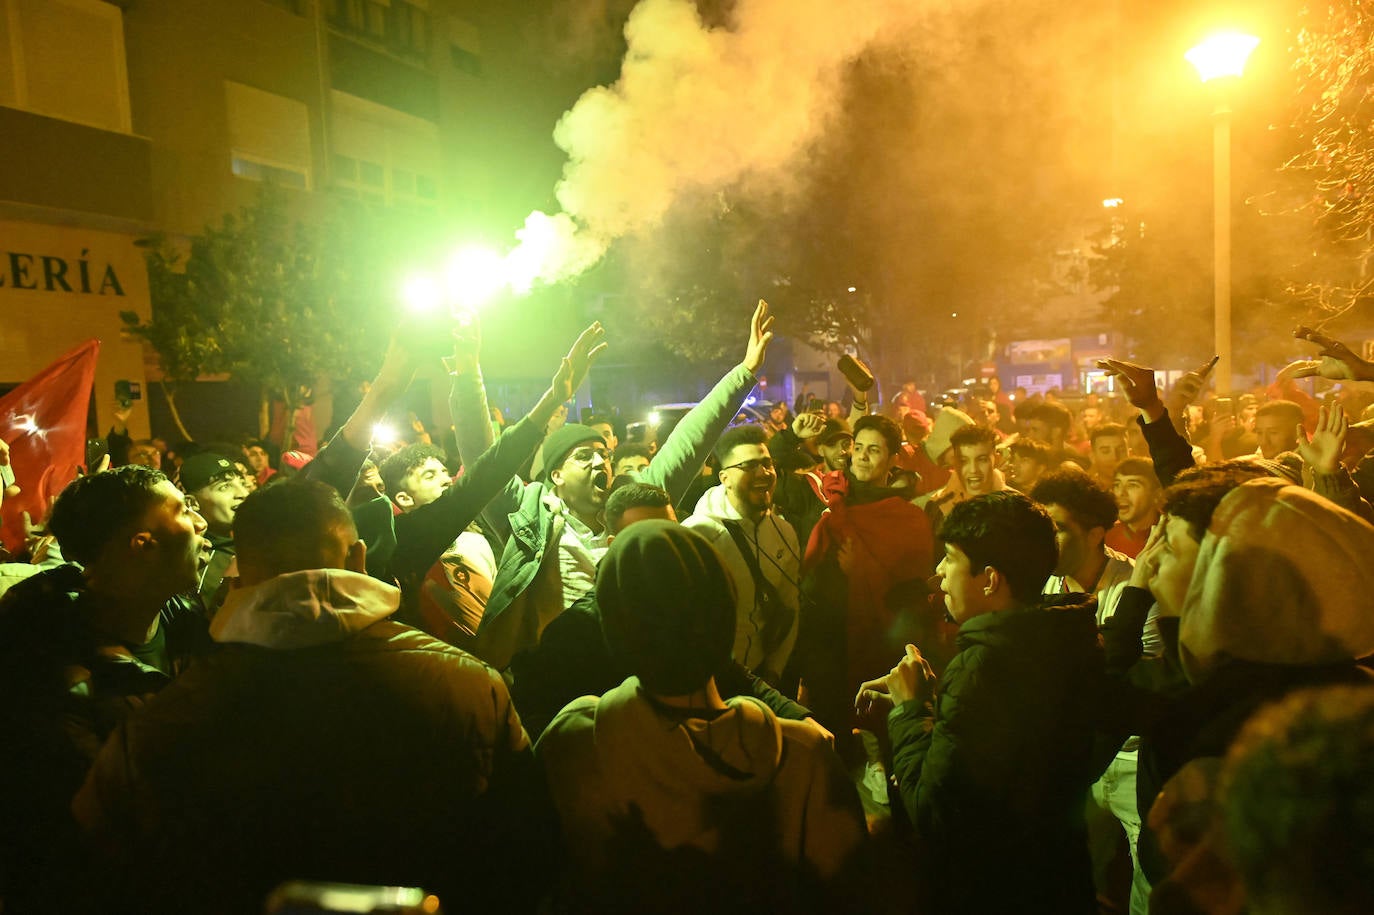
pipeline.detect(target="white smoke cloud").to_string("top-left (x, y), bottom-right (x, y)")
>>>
top-left (506, 0), bottom-right (926, 289)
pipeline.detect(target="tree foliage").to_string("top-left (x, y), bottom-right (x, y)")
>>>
top-left (1279, 0), bottom-right (1374, 319)
top-left (123, 188), bottom-right (391, 440)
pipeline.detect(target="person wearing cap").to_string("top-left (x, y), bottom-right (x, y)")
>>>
top-left (769, 413), bottom-right (855, 549)
top-left (535, 520), bottom-right (866, 912)
top-left (178, 451), bottom-right (250, 613)
top-left (684, 424), bottom-right (802, 685)
top-left (450, 303), bottom-right (777, 671)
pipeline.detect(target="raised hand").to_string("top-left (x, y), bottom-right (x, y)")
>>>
top-left (792, 412), bottom-right (826, 439)
top-left (1097, 358), bottom-right (1165, 421)
top-left (1282, 326), bottom-right (1374, 383)
top-left (550, 322), bottom-right (607, 403)
top-left (742, 299), bottom-right (776, 376)
top-left (1297, 403), bottom-right (1349, 475)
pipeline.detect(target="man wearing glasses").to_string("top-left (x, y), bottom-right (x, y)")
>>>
top-left (685, 424), bottom-right (801, 686)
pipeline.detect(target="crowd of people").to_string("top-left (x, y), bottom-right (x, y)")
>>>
top-left (3, 306), bottom-right (1374, 914)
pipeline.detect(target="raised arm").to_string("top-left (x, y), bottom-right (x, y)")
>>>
top-left (394, 323), bottom-right (607, 579)
top-left (303, 337), bottom-right (420, 497)
top-left (644, 300), bottom-right (775, 501)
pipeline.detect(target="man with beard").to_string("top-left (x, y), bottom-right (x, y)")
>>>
top-left (451, 303), bottom-right (777, 671)
top-left (686, 424), bottom-right (801, 684)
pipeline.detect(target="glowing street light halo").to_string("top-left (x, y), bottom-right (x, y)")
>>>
top-left (1185, 32), bottom-right (1260, 83)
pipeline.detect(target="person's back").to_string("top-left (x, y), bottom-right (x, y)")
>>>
top-left (535, 521), bottom-right (864, 913)
top-left (75, 482), bottom-right (550, 913)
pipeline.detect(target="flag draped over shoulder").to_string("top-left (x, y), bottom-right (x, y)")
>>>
top-left (0, 339), bottom-right (101, 553)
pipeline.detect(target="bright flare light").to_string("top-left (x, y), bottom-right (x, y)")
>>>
top-left (1185, 32), bottom-right (1260, 83)
top-left (446, 246), bottom-right (507, 310)
top-left (371, 423), bottom-right (399, 447)
top-left (402, 275), bottom-right (442, 315)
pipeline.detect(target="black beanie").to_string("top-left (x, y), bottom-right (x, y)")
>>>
top-left (597, 520), bottom-right (738, 696)
top-left (538, 423), bottom-right (605, 481)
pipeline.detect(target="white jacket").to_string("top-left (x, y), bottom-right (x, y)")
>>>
top-left (685, 485), bottom-right (801, 680)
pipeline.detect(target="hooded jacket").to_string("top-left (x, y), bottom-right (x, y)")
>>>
top-left (888, 593), bottom-right (1106, 914)
top-left (74, 569), bottom-right (550, 914)
top-left (535, 677), bottom-right (865, 914)
top-left (684, 484), bottom-right (801, 680)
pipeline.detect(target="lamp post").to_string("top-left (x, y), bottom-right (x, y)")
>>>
top-left (1186, 32), bottom-right (1259, 395)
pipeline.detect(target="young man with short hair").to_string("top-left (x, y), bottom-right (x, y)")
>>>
top-left (0, 466), bottom-right (210, 909)
top-left (1089, 422), bottom-right (1131, 488)
top-left (1105, 457), bottom-right (1161, 559)
top-left (74, 480), bottom-right (550, 913)
top-left (1006, 437), bottom-right (1054, 493)
top-left (1252, 399), bottom-right (1303, 459)
top-left (860, 491), bottom-right (1104, 914)
top-left (915, 424), bottom-right (1006, 526)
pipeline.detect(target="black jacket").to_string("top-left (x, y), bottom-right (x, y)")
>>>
top-left (887, 594), bottom-right (1105, 914)
top-left (0, 565), bottom-right (210, 912)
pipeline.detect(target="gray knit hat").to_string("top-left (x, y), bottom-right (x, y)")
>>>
top-left (597, 520), bottom-right (737, 695)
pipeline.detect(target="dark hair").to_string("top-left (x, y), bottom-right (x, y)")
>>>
top-left (1255, 399), bottom-right (1303, 424)
top-left (613, 443), bottom-right (652, 466)
top-left (1030, 470), bottom-right (1119, 532)
top-left (1162, 465), bottom-right (1268, 541)
top-left (233, 480), bottom-right (357, 577)
top-left (950, 425), bottom-right (999, 453)
top-left (378, 443), bottom-right (448, 498)
top-left (48, 465), bottom-right (170, 566)
top-left (713, 423), bottom-right (769, 467)
top-left (1008, 439), bottom-right (1053, 464)
top-left (854, 414), bottom-right (902, 455)
top-left (1113, 457), bottom-right (1159, 488)
top-left (1222, 685), bottom-right (1374, 915)
top-left (605, 482), bottom-right (674, 534)
top-left (938, 491), bottom-right (1057, 605)
top-left (1089, 422), bottom-right (1129, 446)
top-left (1031, 401), bottom-right (1072, 432)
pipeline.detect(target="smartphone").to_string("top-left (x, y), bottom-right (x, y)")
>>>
top-left (837, 354), bottom-right (876, 392)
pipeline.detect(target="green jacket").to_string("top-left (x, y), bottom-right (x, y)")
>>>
top-left (452, 365), bottom-right (759, 671)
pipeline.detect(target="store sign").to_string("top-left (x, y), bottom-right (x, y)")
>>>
top-left (1006, 338), bottom-right (1072, 364)
top-left (0, 248), bottom-right (125, 295)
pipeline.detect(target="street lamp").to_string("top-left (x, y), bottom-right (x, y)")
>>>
top-left (1186, 32), bottom-right (1260, 395)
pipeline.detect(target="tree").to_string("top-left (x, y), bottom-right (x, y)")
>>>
top-left (124, 188), bottom-right (393, 447)
top-left (1275, 0), bottom-right (1374, 323)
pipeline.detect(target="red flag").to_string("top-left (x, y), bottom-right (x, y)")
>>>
top-left (0, 339), bottom-right (101, 554)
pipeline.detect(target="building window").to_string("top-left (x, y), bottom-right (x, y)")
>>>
top-left (325, 0), bottom-right (430, 62)
top-left (225, 81), bottom-right (313, 190)
top-left (0, 0), bottom-right (133, 133)
top-left (329, 90), bottom-right (438, 212)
